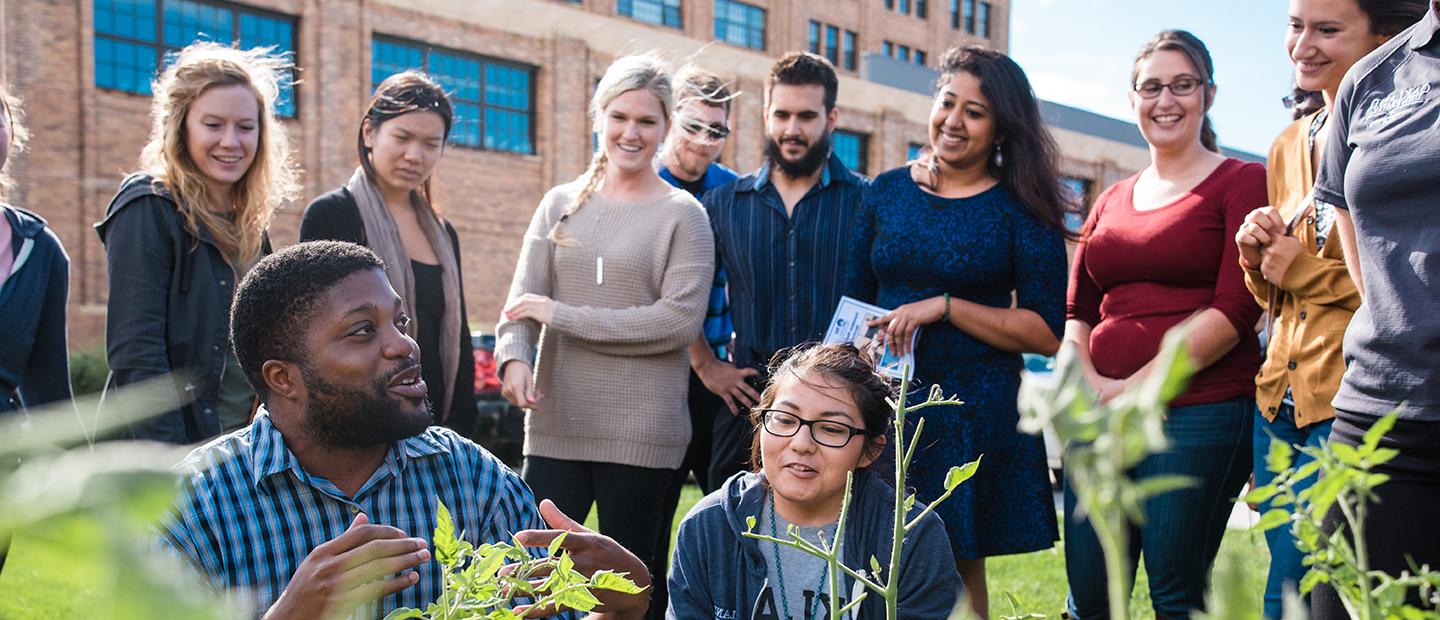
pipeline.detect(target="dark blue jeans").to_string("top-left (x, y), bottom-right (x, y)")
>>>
top-left (1253, 403), bottom-right (1332, 619)
top-left (1064, 398), bottom-right (1254, 620)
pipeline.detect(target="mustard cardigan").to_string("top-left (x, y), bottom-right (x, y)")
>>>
top-left (1243, 111), bottom-right (1361, 428)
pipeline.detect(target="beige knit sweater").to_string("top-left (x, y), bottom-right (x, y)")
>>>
top-left (495, 182), bottom-right (715, 469)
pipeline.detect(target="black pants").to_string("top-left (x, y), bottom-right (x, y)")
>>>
top-left (1311, 415), bottom-right (1440, 619)
top-left (708, 370), bottom-right (763, 490)
top-left (523, 455), bottom-right (678, 620)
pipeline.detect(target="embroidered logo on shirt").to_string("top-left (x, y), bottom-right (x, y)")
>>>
top-left (1365, 82), bottom-right (1432, 122)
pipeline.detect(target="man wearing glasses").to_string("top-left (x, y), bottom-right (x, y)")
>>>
top-left (653, 66), bottom-right (743, 587)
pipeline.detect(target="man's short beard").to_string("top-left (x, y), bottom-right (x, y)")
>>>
top-left (765, 131), bottom-right (831, 179)
top-left (299, 362), bottom-right (433, 449)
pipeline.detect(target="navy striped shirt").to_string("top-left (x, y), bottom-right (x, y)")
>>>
top-left (703, 152), bottom-right (868, 371)
top-left (160, 409), bottom-right (564, 618)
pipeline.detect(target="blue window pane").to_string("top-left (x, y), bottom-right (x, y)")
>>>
top-left (808, 21), bottom-right (820, 54)
top-left (485, 108), bottom-right (531, 154)
top-left (238, 14), bottom-right (296, 117)
top-left (824, 25), bottom-right (839, 65)
top-left (239, 13), bottom-right (291, 51)
top-left (715, 0), bottom-right (765, 50)
top-left (907, 143), bottom-right (923, 161)
top-left (618, 0), bottom-right (682, 28)
top-left (431, 51), bottom-right (482, 102)
top-left (833, 130), bottom-right (867, 173)
top-left (163, 0), bottom-right (233, 48)
top-left (484, 64), bottom-right (529, 110)
top-left (94, 0), bottom-right (157, 41)
top-left (450, 102), bottom-right (482, 148)
top-left (95, 37), bottom-right (157, 94)
top-left (371, 39), bottom-right (424, 90)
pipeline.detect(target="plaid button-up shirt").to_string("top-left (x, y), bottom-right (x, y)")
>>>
top-left (160, 409), bottom-right (558, 618)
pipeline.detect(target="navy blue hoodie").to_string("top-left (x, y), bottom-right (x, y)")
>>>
top-left (0, 205), bottom-right (71, 414)
top-left (667, 469), bottom-right (961, 619)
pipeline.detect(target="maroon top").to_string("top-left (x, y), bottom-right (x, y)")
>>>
top-left (1067, 158), bottom-right (1266, 408)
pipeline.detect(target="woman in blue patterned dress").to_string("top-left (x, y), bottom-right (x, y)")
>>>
top-left (844, 45), bottom-right (1074, 619)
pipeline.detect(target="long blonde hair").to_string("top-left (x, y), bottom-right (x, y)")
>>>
top-left (547, 54), bottom-right (674, 246)
top-left (0, 87), bottom-right (29, 197)
top-left (139, 42), bottom-right (300, 265)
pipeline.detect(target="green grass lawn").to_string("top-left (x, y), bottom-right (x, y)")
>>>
top-left (0, 483), bottom-right (1268, 619)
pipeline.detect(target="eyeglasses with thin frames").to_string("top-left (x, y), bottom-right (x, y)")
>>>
top-left (758, 409), bottom-right (871, 449)
top-left (1133, 75), bottom-right (1207, 99)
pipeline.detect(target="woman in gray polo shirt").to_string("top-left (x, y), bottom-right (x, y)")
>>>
top-left (1309, 3), bottom-right (1440, 617)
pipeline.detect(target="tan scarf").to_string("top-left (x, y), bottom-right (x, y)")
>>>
top-left (346, 167), bottom-right (463, 421)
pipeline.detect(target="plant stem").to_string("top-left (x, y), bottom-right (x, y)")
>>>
top-left (886, 371), bottom-right (912, 620)
top-left (1339, 495), bottom-right (1372, 620)
top-left (829, 473), bottom-right (855, 620)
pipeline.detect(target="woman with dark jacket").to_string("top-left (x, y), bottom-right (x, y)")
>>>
top-left (668, 345), bottom-right (960, 619)
top-left (299, 71), bottom-right (478, 434)
top-left (0, 89), bottom-right (71, 418)
top-left (97, 43), bottom-right (299, 443)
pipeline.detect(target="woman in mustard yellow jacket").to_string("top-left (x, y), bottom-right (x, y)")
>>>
top-left (1233, 0), bottom-right (1427, 617)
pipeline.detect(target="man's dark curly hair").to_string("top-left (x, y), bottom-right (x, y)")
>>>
top-left (766, 51), bottom-right (838, 112)
top-left (230, 241), bottom-right (386, 401)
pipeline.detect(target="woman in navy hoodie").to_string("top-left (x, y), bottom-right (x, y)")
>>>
top-left (0, 88), bottom-right (71, 417)
top-left (667, 344), bottom-right (961, 619)
top-left (0, 89), bottom-right (71, 577)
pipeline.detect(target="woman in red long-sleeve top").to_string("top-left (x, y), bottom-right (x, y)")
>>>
top-left (1060, 30), bottom-right (1265, 620)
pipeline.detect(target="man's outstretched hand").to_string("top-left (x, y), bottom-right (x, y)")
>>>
top-left (513, 499), bottom-right (652, 620)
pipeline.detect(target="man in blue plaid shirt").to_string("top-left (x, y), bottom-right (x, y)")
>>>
top-left (160, 241), bottom-right (647, 619)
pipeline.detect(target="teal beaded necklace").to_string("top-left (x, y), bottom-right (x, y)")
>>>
top-left (767, 490), bottom-right (836, 620)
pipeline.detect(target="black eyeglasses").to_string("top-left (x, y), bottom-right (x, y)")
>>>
top-left (1133, 76), bottom-right (1207, 99)
top-left (683, 119), bottom-right (731, 141)
top-left (758, 409), bottom-right (871, 448)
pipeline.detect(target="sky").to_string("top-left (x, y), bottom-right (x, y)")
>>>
top-left (1009, 0), bottom-right (1297, 157)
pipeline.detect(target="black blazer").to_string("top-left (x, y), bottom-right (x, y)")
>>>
top-left (299, 187), bottom-right (479, 434)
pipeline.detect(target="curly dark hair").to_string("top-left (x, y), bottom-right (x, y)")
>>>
top-left (934, 45), bottom-right (1078, 240)
top-left (231, 241), bottom-right (386, 401)
top-left (747, 343), bottom-right (896, 472)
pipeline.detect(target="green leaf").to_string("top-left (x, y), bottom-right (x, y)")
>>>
top-left (434, 498), bottom-right (460, 566)
top-left (1242, 484), bottom-right (1281, 505)
top-left (869, 555), bottom-right (882, 579)
top-left (1362, 411), bottom-right (1399, 452)
top-left (547, 530), bottom-right (569, 558)
top-left (591, 570), bottom-right (647, 594)
top-left (945, 457), bottom-right (982, 492)
top-left (553, 585), bottom-right (603, 611)
top-left (1265, 436), bottom-right (1295, 475)
top-left (383, 609), bottom-right (425, 620)
top-left (1134, 474), bottom-right (1195, 500)
top-left (1331, 442), bottom-right (1361, 467)
top-left (746, 515), bottom-right (757, 532)
top-left (1255, 509), bottom-right (1290, 532)
top-left (903, 493), bottom-right (917, 513)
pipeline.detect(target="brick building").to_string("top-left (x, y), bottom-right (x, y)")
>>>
top-left (2, 0), bottom-right (1246, 350)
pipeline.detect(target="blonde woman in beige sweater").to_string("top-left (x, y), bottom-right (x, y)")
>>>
top-left (495, 54), bottom-right (713, 617)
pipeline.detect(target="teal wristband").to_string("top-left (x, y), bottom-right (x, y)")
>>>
top-left (943, 293), bottom-right (951, 324)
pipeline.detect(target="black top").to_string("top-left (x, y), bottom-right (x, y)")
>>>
top-left (299, 187), bottom-right (479, 434)
top-left (410, 259), bottom-right (448, 420)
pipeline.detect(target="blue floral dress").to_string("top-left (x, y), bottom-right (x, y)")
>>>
top-left (844, 167), bottom-right (1067, 559)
